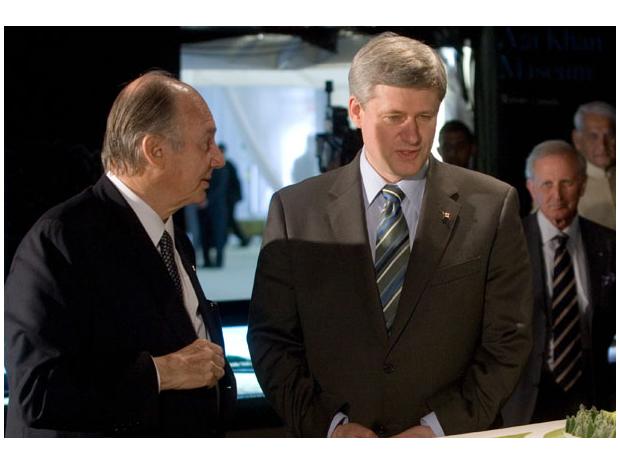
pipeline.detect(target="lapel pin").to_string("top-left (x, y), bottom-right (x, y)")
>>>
top-left (441, 211), bottom-right (451, 223)
top-left (192, 265), bottom-right (196, 272)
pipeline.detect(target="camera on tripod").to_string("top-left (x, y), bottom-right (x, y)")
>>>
top-left (315, 80), bottom-right (362, 173)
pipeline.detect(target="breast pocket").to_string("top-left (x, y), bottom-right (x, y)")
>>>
top-left (429, 257), bottom-right (481, 287)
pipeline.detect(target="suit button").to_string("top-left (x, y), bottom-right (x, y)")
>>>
top-left (383, 363), bottom-right (395, 374)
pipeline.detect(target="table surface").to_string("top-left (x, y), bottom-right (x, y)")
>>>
top-left (448, 420), bottom-right (568, 438)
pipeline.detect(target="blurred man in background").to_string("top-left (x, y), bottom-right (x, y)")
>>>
top-left (438, 120), bottom-right (477, 169)
top-left (572, 101), bottom-right (615, 229)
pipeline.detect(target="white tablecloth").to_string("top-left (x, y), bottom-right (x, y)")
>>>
top-left (448, 420), bottom-right (567, 438)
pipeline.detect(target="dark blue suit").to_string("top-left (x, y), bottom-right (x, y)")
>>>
top-left (4, 176), bottom-right (236, 437)
top-left (502, 214), bottom-right (615, 426)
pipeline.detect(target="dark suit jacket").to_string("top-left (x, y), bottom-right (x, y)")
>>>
top-left (502, 214), bottom-right (615, 426)
top-left (4, 176), bottom-right (236, 437)
top-left (247, 155), bottom-right (533, 437)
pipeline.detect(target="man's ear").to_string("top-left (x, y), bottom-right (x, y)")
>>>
top-left (526, 179), bottom-right (536, 201)
top-left (526, 179), bottom-right (540, 211)
top-left (349, 96), bottom-right (363, 128)
top-left (141, 134), bottom-right (166, 168)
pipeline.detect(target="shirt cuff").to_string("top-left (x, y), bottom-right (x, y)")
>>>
top-left (327, 412), bottom-right (349, 437)
top-left (151, 355), bottom-right (161, 393)
top-left (420, 411), bottom-right (445, 437)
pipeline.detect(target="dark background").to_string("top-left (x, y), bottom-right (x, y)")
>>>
top-left (4, 26), bottom-right (615, 273)
top-left (478, 27), bottom-right (616, 213)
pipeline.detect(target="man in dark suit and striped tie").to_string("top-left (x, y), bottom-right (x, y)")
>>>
top-left (502, 140), bottom-right (615, 427)
top-left (248, 32), bottom-right (533, 437)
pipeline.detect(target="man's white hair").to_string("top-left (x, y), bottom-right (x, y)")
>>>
top-left (573, 101), bottom-right (615, 131)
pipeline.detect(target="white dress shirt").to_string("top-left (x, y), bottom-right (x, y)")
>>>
top-left (107, 173), bottom-right (206, 339)
top-left (578, 161), bottom-right (615, 230)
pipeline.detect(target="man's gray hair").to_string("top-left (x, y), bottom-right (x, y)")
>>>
top-left (525, 139), bottom-right (587, 179)
top-left (101, 70), bottom-right (187, 176)
top-left (348, 32), bottom-right (447, 105)
top-left (573, 101), bottom-right (615, 131)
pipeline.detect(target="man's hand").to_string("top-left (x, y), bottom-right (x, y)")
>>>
top-left (332, 422), bottom-right (378, 438)
top-left (392, 425), bottom-right (436, 438)
top-left (153, 339), bottom-right (225, 390)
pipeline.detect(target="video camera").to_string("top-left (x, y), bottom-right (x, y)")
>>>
top-left (315, 81), bottom-right (363, 173)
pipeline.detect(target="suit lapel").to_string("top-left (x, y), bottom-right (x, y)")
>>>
top-left (175, 230), bottom-right (235, 407)
top-left (326, 156), bottom-right (388, 345)
top-left (175, 238), bottom-right (226, 348)
top-left (388, 159), bottom-right (461, 347)
top-left (94, 176), bottom-right (198, 347)
top-left (524, 215), bottom-right (550, 317)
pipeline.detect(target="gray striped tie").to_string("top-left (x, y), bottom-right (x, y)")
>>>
top-left (550, 234), bottom-right (583, 392)
top-left (375, 185), bottom-right (410, 330)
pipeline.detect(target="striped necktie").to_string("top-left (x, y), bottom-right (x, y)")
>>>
top-left (375, 185), bottom-right (410, 330)
top-left (159, 230), bottom-right (183, 299)
top-left (550, 233), bottom-right (583, 392)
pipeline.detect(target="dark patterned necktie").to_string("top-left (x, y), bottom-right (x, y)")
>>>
top-left (550, 233), bottom-right (583, 392)
top-left (375, 185), bottom-right (410, 330)
top-left (159, 230), bottom-right (183, 299)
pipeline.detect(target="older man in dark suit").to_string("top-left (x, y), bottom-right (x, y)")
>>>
top-left (4, 71), bottom-right (236, 437)
top-left (248, 32), bottom-right (533, 438)
top-left (502, 140), bottom-right (615, 427)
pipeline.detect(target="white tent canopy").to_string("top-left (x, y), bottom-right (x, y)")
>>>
top-left (181, 31), bottom-right (371, 107)
top-left (180, 31), bottom-right (473, 223)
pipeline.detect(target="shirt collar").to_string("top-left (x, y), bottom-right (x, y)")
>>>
top-left (359, 146), bottom-right (429, 206)
top-left (586, 160), bottom-right (608, 179)
top-left (536, 209), bottom-right (580, 246)
top-left (106, 172), bottom-right (174, 247)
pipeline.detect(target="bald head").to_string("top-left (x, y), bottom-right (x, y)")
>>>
top-left (101, 70), bottom-right (199, 176)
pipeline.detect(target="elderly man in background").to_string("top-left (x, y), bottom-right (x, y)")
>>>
top-left (503, 140), bottom-right (615, 427)
top-left (572, 101), bottom-right (615, 229)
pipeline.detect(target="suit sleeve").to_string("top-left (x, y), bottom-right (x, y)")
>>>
top-left (427, 186), bottom-right (534, 434)
top-left (4, 218), bottom-right (159, 433)
top-left (247, 193), bottom-right (347, 437)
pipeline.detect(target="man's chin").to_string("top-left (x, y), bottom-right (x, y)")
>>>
top-left (590, 154), bottom-right (613, 169)
top-left (189, 193), bottom-right (207, 208)
top-left (548, 212), bottom-right (576, 229)
top-left (393, 161), bottom-right (427, 179)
